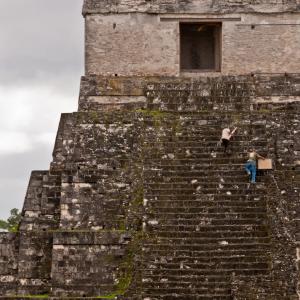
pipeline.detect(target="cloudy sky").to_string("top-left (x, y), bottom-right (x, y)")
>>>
top-left (0, 0), bottom-right (84, 219)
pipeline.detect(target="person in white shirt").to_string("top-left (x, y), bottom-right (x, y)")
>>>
top-left (221, 127), bottom-right (237, 153)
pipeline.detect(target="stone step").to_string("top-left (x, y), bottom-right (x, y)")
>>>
top-left (143, 254), bottom-right (269, 264)
top-left (151, 224), bottom-right (267, 232)
top-left (145, 188), bottom-right (265, 196)
top-left (142, 287), bottom-right (231, 296)
top-left (141, 293), bottom-right (232, 300)
top-left (145, 175), bottom-right (261, 183)
top-left (144, 169), bottom-right (262, 176)
top-left (147, 207), bottom-right (267, 214)
top-left (145, 195), bottom-right (265, 201)
top-left (147, 210), bottom-right (267, 217)
top-left (143, 272), bottom-right (231, 281)
top-left (144, 253), bottom-right (270, 264)
top-left (143, 242), bottom-right (270, 252)
top-left (145, 135), bottom-right (255, 142)
top-left (146, 154), bottom-right (251, 161)
top-left (145, 182), bottom-right (265, 189)
top-left (145, 150), bottom-right (266, 157)
top-left (147, 200), bottom-right (266, 208)
top-left (141, 268), bottom-right (269, 276)
top-left (144, 155), bottom-right (251, 164)
top-left (146, 219), bottom-right (266, 226)
top-left (142, 261), bottom-right (269, 271)
top-left (175, 130), bottom-right (266, 136)
top-left (140, 287), bottom-right (231, 297)
top-left (142, 281), bottom-right (231, 289)
top-left (143, 117), bottom-right (264, 124)
top-left (146, 103), bottom-right (246, 112)
top-left (145, 180), bottom-right (264, 186)
top-left (144, 164), bottom-right (258, 171)
top-left (148, 230), bottom-right (268, 239)
top-left (144, 153), bottom-right (252, 161)
top-left (234, 295), bottom-right (296, 300)
top-left (147, 140), bottom-right (264, 147)
top-left (144, 178), bottom-right (264, 185)
top-left (146, 236), bottom-right (270, 245)
top-left (144, 151), bottom-right (262, 158)
top-left (143, 117), bottom-right (266, 126)
top-left (145, 161), bottom-right (261, 169)
top-left (144, 140), bottom-right (267, 147)
top-left (143, 248), bottom-right (269, 258)
top-left (147, 212), bottom-right (266, 223)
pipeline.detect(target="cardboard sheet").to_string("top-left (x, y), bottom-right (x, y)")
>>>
top-left (258, 158), bottom-right (273, 170)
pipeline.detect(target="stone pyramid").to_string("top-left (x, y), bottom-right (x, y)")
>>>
top-left (0, 0), bottom-right (300, 299)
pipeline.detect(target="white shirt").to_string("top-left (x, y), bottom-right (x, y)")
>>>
top-left (222, 128), bottom-right (231, 140)
top-left (248, 151), bottom-right (257, 161)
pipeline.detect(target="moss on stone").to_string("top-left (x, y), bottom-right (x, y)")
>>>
top-left (89, 111), bottom-right (99, 123)
top-left (100, 177), bottom-right (145, 298)
top-left (95, 294), bottom-right (118, 299)
top-left (96, 231), bottom-right (145, 299)
top-left (118, 219), bottom-right (126, 231)
top-left (257, 108), bottom-right (272, 113)
top-left (136, 109), bottom-right (173, 119)
top-left (131, 186), bottom-right (144, 208)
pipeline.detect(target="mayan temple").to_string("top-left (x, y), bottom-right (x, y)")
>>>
top-left (1, 0), bottom-right (300, 299)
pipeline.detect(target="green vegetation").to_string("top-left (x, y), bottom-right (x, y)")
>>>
top-left (118, 219), bottom-right (126, 231)
top-left (0, 208), bottom-right (21, 232)
top-left (257, 108), bottom-right (272, 114)
top-left (131, 186), bottom-right (144, 208)
top-left (77, 111), bottom-right (86, 124)
top-left (89, 110), bottom-right (99, 123)
top-left (95, 294), bottom-right (118, 299)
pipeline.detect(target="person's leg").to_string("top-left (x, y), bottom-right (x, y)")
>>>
top-left (222, 139), bottom-right (229, 153)
top-left (251, 164), bottom-right (257, 183)
top-left (226, 140), bottom-right (230, 153)
top-left (245, 162), bottom-right (251, 175)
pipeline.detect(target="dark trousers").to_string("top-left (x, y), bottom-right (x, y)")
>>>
top-left (221, 139), bottom-right (229, 152)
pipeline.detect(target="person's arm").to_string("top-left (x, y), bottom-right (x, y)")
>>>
top-left (229, 127), bottom-right (238, 138)
top-left (256, 152), bottom-right (265, 160)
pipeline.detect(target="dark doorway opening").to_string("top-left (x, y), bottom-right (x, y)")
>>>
top-left (180, 23), bottom-right (221, 72)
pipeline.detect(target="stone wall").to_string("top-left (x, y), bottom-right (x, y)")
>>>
top-left (17, 232), bottom-right (52, 295)
top-left (83, 0), bottom-right (300, 15)
top-left (0, 233), bottom-right (18, 296)
top-left (78, 74), bottom-right (300, 111)
top-left (85, 12), bottom-right (300, 76)
top-left (51, 231), bottom-right (132, 297)
top-left (85, 13), bottom-right (178, 76)
top-left (48, 110), bottom-right (144, 297)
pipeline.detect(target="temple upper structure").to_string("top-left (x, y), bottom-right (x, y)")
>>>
top-left (82, 0), bottom-right (300, 77)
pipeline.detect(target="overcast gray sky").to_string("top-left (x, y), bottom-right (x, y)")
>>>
top-left (0, 0), bottom-right (84, 219)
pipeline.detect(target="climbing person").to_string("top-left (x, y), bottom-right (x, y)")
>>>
top-left (245, 148), bottom-right (265, 184)
top-left (220, 127), bottom-right (237, 153)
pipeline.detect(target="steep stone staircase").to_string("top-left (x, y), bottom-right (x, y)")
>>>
top-left (140, 113), bottom-right (271, 299)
